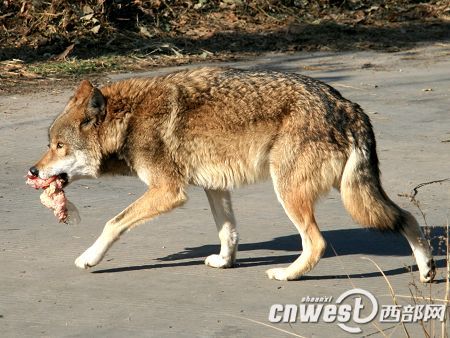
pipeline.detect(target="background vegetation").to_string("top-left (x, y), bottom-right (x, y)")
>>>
top-left (0, 1), bottom-right (448, 90)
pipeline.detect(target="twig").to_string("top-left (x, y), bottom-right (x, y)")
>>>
top-left (161, 0), bottom-right (175, 16)
top-left (442, 219), bottom-right (449, 338)
top-left (361, 323), bottom-right (399, 337)
top-left (378, 294), bottom-right (450, 304)
top-left (398, 178), bottom-right (450, 228)
top-left (0, 12), bottom-right (14, 20)
top-left (387, 322), bottom-right (401, 338)
top-left (408, 287), bottom-right (431, 338)
top-left (224, 314), bottom-right (306, 338)
top-left (361, 257), bottom-right (410, 338)
top-left (329, 243), bottom-right (388, 337)
top-left (410, 179), bottom-right (450, 200)
top-left (248, 4), bottom-right (282, 21)
top-left (329, 243), bottom-right (355, 287)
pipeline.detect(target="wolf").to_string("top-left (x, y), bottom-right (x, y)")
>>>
top-left (29, 67), bottom-right (435, 282)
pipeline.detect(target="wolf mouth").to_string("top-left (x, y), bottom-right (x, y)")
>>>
top-left (58, 173), bottom-right (69, 187)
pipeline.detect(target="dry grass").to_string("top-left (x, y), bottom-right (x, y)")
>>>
top-left (329, 178), bottom-right (449, 337)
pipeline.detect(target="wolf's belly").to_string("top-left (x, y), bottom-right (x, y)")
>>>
top-left (189, 155), bottom-right (271, 190)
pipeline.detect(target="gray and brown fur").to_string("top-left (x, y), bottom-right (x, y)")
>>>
top-left (31, 67), bottom-right (436, 282)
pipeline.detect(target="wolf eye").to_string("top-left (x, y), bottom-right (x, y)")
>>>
top-left (81, 117), bottom-right (92, 127)
top-left (56, 142), bottom-right (64, 149)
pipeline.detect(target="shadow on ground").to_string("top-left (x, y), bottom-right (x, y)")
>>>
top-left (93, 226), bottom-right (447, 282)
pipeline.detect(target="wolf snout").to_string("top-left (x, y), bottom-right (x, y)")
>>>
top-left (29, 166), bottom-right (39, 177)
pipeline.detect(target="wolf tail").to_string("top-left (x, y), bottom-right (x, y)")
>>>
top-left (340, 110), bottom-right (404, 232)
top-left (339, 105), bottom-right (435, 282)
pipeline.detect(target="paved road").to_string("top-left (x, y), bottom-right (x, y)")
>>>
top-left (1, 44), bottom-right (449, 337)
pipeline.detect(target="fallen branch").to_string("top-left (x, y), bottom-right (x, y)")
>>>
top-left (409, 178), bottom-right (450, 200)
top-left (398, 178), bottom-right (450, 227)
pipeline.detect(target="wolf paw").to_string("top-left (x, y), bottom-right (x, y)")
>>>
top-left (266, 268), bottom-right (293, 281)
top-left (74, 247), bottom-right (104, 269)
top-left (420, 259), bottom-right (436, 283)
top-left (204, 254), bottom-right (233, 268)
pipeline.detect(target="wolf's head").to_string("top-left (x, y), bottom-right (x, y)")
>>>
top-left (29, 80), bottom-right (106, 184)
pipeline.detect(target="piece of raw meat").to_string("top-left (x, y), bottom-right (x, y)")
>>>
top-left (26, 172), bottom-right (80, 224)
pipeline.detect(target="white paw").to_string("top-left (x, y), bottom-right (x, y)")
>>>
top-left (266, 268), bottom-right (291, 281)
top-left (204, 254), bottom-right (233, 268)
top-left (420, 259), bottom-right (436, 283)
top-left (74, 246), bottom-right (104, 269)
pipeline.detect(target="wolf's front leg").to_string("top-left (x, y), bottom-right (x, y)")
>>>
top-left (75, 184), bottom-right (186, 269)
top-left (204, 189), bottom-right (239, 268)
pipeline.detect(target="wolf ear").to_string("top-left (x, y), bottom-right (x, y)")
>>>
top-left (75, 80), bottom-right (94, 100)
top-left (81, 87), bottom-right (106, 127)
top-left (75, 80), bottom-right (105, 114)
top-left (88, 87), bottom-right (105, 113)
top-left (75, 80), bottom-right (106, 128)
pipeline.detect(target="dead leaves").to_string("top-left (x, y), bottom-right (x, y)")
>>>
top-left (0, 60), bottom-right (41, 79)
top-left (0, 0), bottom-right (448, 79)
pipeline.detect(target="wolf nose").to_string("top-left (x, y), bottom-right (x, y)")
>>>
top-left (29, 166), bottom-right (39, 176)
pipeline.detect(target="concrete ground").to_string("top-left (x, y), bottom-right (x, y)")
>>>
top-left (0, 43), bottom-right (449, 338)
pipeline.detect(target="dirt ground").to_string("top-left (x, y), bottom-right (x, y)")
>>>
top-left (0, 43), bottom-right (449, 337)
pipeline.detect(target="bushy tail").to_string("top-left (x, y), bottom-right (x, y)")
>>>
top-left (340, 123), bottom-right (404, 232)
top-left (339, 109), bottom-right (436, 282)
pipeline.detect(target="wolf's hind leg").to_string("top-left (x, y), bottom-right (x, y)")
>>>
top-left (75, 183), bottom-right (186, 269)
top-left (204, 189), bottom-right (238, 268)
top-left (266, 160), bottom-right (329, 281)
top-left (266, 191), bottom-right (326, 281)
